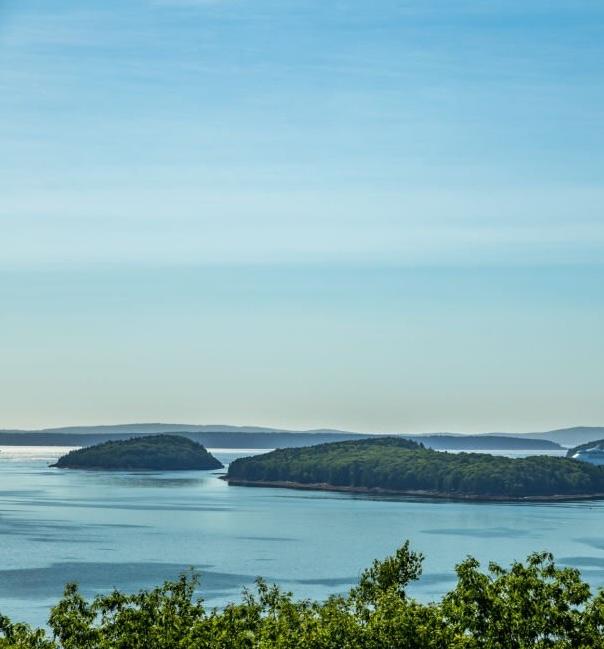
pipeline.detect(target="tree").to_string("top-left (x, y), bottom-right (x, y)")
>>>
top-left (2, 542), bottom-right (604, 648)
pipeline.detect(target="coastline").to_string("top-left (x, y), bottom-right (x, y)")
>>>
top-left (224, 478), bottom-right (604, 503)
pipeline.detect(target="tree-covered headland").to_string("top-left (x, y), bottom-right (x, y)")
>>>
top-left (52, 435), bottom-right (223, 471)
top-left (2, 542), bottom-right (604, 648)
top-left (568, 438), bottom-right (604, 457)
top-left (227, 437), bottom-right (604, 499)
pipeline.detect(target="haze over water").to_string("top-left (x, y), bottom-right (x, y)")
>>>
top-left (2, 446), bottom-right (603, 628)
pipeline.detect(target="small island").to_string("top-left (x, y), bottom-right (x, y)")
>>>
top-left (226, 437), bottom-right (604, 501)
top-left (409, 435), bottom-right (561, 452)
top-left (52, 434), bottom-right (223, 471)
top-left (567, 438), bottom-right (604, 465)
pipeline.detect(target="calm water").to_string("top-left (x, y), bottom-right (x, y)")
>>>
top-left (1, 446), bottom-right (603, 628)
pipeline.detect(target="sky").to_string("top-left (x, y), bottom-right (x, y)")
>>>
top-left (0, 0), bottom-right (602, 432)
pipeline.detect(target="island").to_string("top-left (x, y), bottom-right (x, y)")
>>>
top-left (226, 437), bottom-right (604, 501)
top-left (52, 434), bottom-right (224, 471)
top-left (407, 434), bottom-right (561, 452)
top-left (567, 438), bottom-right (604, 465)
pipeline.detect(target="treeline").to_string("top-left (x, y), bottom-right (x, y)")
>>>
top-left (227, 437), bottom-right (604, 498)
top-left (2, 543), bottom-right (604, 648)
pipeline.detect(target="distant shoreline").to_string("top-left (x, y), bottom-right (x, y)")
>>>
top-left (225, 478), bottom-right (604, 503)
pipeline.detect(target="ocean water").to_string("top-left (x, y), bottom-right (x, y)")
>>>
top-left (0, 446), bottom-right (603, 628)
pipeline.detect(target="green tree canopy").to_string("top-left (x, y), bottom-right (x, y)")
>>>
top-left (52, 435), bottom-right (223, 471)
top-left (2, 542), bottom-right (604, 648)
top-left (227, 438), bottom-right (604, 499)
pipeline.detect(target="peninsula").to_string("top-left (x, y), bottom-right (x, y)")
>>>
top-left (52, 435), bottom-right (223, 471)
top-left (566, 438), bottom-right (604, 466)
top-left (226, 437), bottom-right (604, 501)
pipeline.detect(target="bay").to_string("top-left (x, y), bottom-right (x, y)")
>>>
top-left (0, 445), bottom-right (602, 628)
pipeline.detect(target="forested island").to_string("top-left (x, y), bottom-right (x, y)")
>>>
top-left (227, 437), bottom-right (604, 500)
top-left (52, 435), bottom-right (223, 471)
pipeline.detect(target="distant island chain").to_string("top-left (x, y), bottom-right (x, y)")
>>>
top-left (39, 429), bottom-right (604, 501)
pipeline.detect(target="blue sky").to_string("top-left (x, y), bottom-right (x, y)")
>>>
top-left (0, 0), bottom-right (602, 431)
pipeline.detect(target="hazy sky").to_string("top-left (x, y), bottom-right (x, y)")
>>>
top-left (1, 0), bottom-right (602, 432)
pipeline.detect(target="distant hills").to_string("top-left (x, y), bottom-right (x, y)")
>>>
top-left (0, 428), bottom-right (365, 450)
top-left (2, 422), bottom-right (600, 450)
top-left (0, 423), bottom-right (354, 438)
top-left (501, 427), bottom-right (604, 447)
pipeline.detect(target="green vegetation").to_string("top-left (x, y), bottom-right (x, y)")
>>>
top-left (52, 435), bottom-right (223, 471)
top-left (227, 437), bottom-right (604, 499)
top-left (2, 542), bottom-right (604, 648)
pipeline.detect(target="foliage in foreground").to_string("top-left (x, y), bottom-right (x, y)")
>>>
top-left (2, 542), bottom-right (604, 648)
